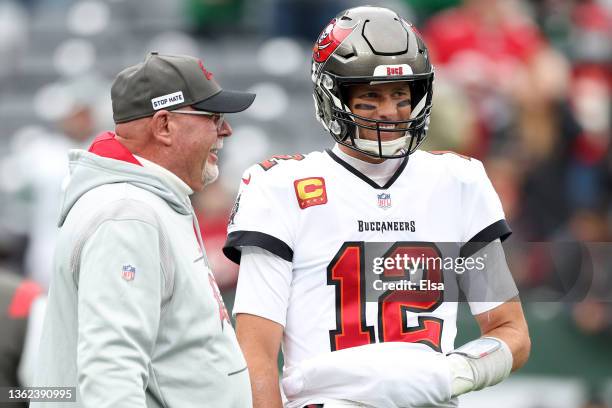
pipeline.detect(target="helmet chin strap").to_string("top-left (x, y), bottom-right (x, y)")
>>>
top-left (354, 134), bottom-right (410, 156)
top-left (352, 94), bottom-right (427, 157)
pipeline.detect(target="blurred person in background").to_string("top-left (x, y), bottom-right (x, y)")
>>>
top-left (422, 0), bottom-right (549, 159)
top-left (565, 65), bottom-right (610, 213)
top-left (557, 209), bottom-right (612, 337)
top-left (0, 75), bottom-right (106, 289)
top-left (422, 0), bottom-right (585, 239)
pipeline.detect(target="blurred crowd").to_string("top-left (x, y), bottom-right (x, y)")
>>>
top-left (417, 0), bottom-right (612, 334)
top-left (0, 0), bottom-right (610, 407)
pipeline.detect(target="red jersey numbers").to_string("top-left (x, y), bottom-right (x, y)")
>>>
top-left (258, 154), bottom-right (305, 171)
top-left (327, 242), bottom-right (375, 350)
top-left (377, 243), bottom-right (444, 351)
top-left (327, 242), bottom-right (444, 352)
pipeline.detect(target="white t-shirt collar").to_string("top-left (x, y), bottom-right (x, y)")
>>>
top-left (332, 144), bottom-right (403, 187)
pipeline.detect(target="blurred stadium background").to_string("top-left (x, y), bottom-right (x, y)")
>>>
top-left (0, 0), bottom-right (610, 407)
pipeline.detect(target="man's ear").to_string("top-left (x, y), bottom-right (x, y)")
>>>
top-left (150, 110), bottom-right (173, 146)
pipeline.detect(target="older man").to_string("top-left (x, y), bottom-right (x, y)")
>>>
top-left (33, 52), bottom-right (255, 407)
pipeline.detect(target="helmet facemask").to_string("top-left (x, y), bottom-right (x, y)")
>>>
top-left (314, 71), bottom-right (434, 159)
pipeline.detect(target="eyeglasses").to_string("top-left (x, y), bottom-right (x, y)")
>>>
top-left (172, 110), bottom-right (225, 131)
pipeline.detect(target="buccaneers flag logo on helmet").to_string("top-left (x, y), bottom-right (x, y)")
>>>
top-left (313, 18), bottom-right (358, 63)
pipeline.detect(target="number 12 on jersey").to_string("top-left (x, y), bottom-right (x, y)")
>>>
top-left (327, 242), bottom-right (444, 352)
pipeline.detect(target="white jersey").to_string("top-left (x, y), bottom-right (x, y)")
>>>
top-left (225, 148), bottom-right (515, 404)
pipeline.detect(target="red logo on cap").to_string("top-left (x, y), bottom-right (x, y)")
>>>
top-left (198, 60), bottom-right (213, 80)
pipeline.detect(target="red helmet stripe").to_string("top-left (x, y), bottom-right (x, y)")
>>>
top-left (313, 19), bottom-right (357, 63)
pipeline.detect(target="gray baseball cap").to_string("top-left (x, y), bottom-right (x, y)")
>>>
top-left (111, 52), bottom-right (256, 123)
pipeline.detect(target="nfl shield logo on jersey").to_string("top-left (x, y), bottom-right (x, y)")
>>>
top-left (377, 193), bottom-right (392, 209)
top-left (122, 264), bottom-right (136, 281)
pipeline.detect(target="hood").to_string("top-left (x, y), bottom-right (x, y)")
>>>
top-left (58, 131), bottom-right (193, 227)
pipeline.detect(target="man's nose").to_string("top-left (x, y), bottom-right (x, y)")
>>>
top-left (377, 97), bottom-right (398, 119)
top-left (218, 119), bottom-right (232, 138)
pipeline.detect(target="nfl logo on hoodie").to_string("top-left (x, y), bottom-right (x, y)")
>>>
top-left (122, 264), bottom-right (136, 281)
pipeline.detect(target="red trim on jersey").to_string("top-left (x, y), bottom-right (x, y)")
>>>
top-left (8, 281), bottom-right (42, 319)
top-left (427, 150), bottom-right (472, 161)
top-left (88, 132), bottom-right (142, 166)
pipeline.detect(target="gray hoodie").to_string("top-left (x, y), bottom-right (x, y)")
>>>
top-left (32, 133), bottom-right (251, 407)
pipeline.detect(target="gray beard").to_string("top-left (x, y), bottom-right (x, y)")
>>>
top-left (203, 162), bottom-right (219, 186)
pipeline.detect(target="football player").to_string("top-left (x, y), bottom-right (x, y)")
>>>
top-left (224, 6), bottom-right (530, 408)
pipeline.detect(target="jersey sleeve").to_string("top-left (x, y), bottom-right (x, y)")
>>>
top-left (233, 246), bottom-right (292, 326)
top-left (460, 160), bottom-right (512, 258)
top-left (459, 239), bottom-right (519, 315)
top-left (224, 165), bottom-right (298, 264)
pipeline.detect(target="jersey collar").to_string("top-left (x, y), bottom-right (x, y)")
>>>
top-left (325, 147), bottom-right (410, 190)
